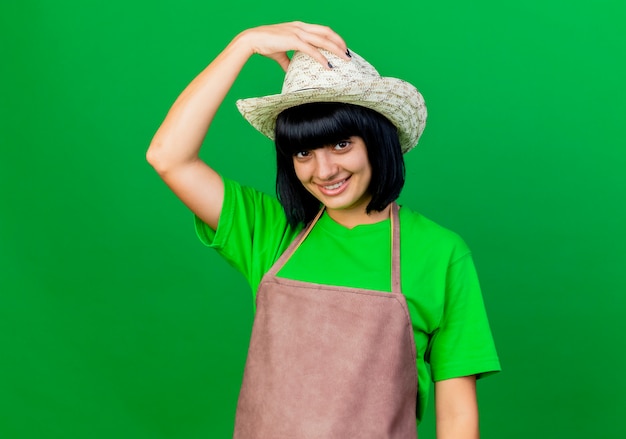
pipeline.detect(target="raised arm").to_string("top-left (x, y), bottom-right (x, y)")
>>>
top-left (146, 22), bottom-right (349, 230)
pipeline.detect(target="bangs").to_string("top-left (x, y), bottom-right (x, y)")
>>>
top-left (275, 103), bottom-right (363, 156)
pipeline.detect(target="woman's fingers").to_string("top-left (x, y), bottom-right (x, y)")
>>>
top-left (291, 21), bottom-right (348, 58)
top-left (245, 21), bottom-right (349, 70)
top-left (289, 22), bottom-right (349, 67)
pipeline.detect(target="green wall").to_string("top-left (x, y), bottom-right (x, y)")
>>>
top-left (1, 0), bottom-right (624, 437)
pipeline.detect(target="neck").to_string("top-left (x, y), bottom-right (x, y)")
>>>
top-left (325, 203), bottom-right (392, 229)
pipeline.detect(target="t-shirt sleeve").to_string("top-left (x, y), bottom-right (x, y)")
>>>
top-left (193, 176), bottom-right (299, 292)
top-left (427, 249), bottom-right (501, 381)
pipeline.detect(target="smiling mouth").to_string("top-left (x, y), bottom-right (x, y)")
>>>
top-left (317, 177), bottom-right (351, 196)
top-left (323, 179), bottom-right (347, 190)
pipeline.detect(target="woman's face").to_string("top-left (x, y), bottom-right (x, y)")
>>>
top-left (293, 136), bottom-right (372, 219)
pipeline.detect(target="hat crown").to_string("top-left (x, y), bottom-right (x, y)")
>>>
top-left (281, 50), bottom-right (380, 93)
top-left (236, 47), bottom-right (427, 153)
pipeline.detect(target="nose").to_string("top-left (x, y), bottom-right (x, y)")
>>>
top-left (314, 149), bottom-right (339, 181)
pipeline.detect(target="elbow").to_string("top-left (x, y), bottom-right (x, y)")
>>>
top-left (146, 140), bottom-right (170, 175)
top-left (147, 134), bottom-right (201, 176)
top-left (146, 142), bottom-right (160, 169)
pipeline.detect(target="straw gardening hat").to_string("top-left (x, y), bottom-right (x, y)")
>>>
top-left (236, 49), bottom-right (427, 153)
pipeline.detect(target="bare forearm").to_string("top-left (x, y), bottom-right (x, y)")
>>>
top-left (436, 413), bottom-right (479, 439)
top-left (144, 22), bottom-right (348, 229)
top-left (435, 376), bottom-right (479, 439)
top-left (147, 31), bottom-right (253, 172)
top-left (147, 22), bottom-right (348, 175)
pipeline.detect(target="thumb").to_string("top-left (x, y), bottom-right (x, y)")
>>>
top-left (270, 52), bottom-right (291, 72)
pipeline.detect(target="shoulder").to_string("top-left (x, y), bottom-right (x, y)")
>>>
top-left (223, 176), bottom-right (278, 206)
top-left (398, 205), bottom-right (470, 261)
top-left (221, 176), bottom-right (287, 223)
top-left (196, 175), bottom-right (294, 249)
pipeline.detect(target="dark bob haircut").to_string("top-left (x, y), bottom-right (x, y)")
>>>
top-left (275, 102), bottom-right (405, 227)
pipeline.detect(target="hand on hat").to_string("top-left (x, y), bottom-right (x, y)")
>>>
top-left (238, 21), bottom-right (351, 72)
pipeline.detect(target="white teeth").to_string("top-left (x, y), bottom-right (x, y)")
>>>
top-left (324, 180), bottom-right (345, 190)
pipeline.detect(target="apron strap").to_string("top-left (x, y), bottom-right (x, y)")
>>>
top-left (390, 202), bottom-right (401, 295)
top-left (268, 203), bottom-right (402, 295)
top-left (266, 207), bottom-right (325, 277)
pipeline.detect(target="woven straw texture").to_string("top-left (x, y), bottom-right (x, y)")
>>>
top-left (236, 49), bottom-right (427, 153)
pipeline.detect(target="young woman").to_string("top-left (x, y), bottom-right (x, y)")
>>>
top-left (147, 21), bottom-right (500, 439)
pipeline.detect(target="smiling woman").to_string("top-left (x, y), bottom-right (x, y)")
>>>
top-left (275, 101), bottom-right (405, 228)
top-left (147, 21), bottom-right (500, 439)
top-left (293, 137), bottom-right (376, 227)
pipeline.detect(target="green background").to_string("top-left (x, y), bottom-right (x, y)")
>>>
top-left (1, 0), bottom-right (624, 437)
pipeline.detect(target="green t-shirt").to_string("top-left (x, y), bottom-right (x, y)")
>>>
top-left (195, 177), bottom-right (501, 423)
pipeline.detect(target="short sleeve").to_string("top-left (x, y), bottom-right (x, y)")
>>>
top-left (427, 252), bottom-right (501, 381)
top-left (194, 176), bottom-right (301, 293)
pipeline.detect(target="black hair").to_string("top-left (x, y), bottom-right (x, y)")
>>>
top-left (274, 102), bottom-right (405, 227)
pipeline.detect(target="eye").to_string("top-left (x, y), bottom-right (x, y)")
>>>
top-left (294, 150), bottom-right (311, 159)
top-left (333, 140), bottom-right (352, 151)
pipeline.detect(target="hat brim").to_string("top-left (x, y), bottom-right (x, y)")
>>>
top-left (236, 77), bottom-right (427, 153)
